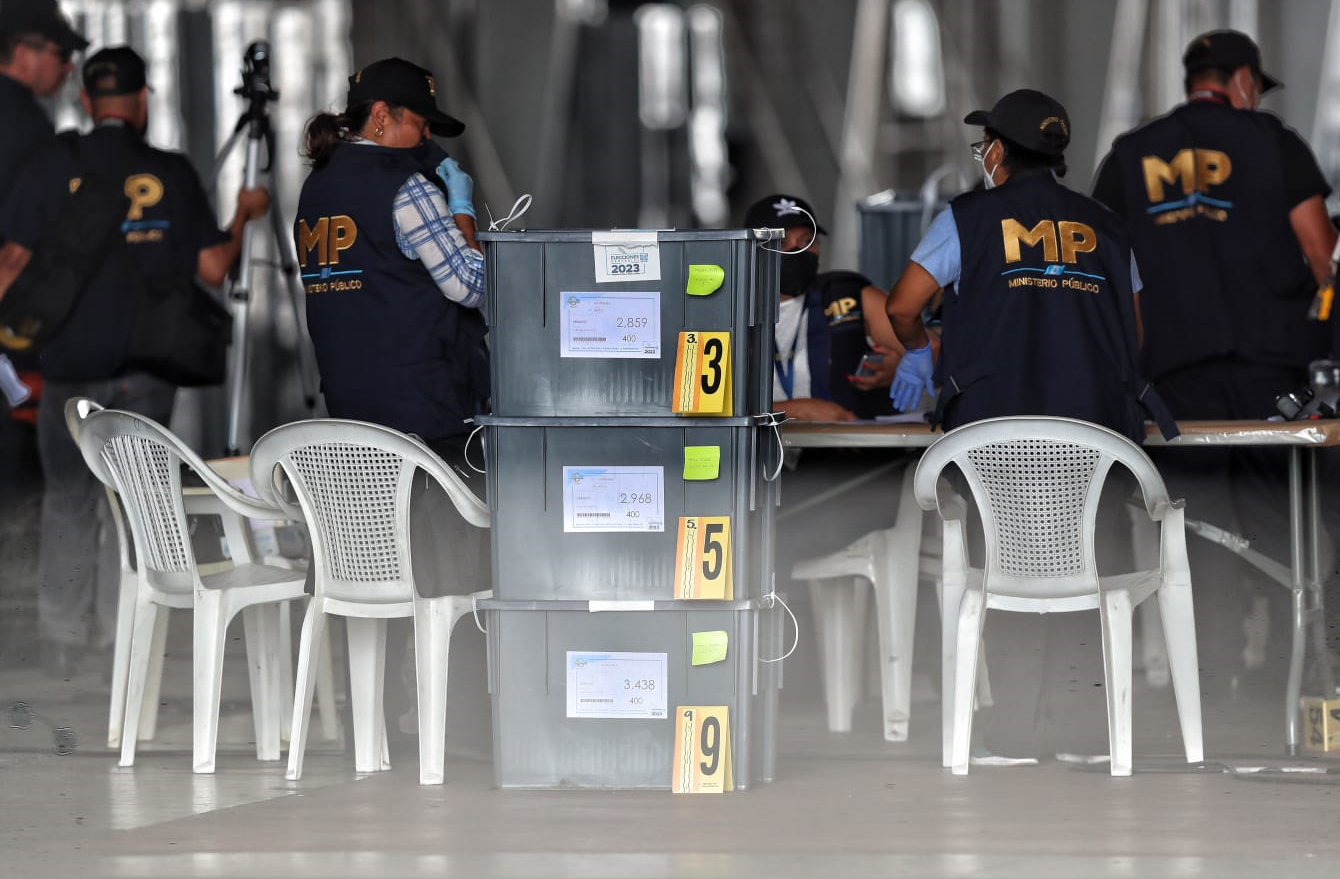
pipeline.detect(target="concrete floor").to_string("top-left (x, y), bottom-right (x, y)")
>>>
top-left (4, 585), bottom-right (1340, 879)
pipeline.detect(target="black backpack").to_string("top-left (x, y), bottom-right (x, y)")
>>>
top-left (0, 132), bottom-right (232, 386)
top-left (0, 132), bottom-right (129, 347)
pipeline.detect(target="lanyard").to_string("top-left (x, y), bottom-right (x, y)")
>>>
top-left (773, 307), bottom-right (804, 398)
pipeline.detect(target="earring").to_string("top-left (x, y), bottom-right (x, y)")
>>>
top-left (374, 125), bottom-right (385, 137)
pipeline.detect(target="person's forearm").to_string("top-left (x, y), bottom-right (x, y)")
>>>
top-left (890, 315), bottom-right (929, 351)
top-left (0, 242), bottom-right (33, 302)
top-left (454, 212), bottom-right (480, 252)
top-left (885, 261), bottom-right (939, 351)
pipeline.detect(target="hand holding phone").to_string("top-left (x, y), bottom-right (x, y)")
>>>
top-left (855, 352), bottom-right (884, 377)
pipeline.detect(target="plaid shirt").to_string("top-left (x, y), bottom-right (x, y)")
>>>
top-left (391, 171), bottom-right (486, 308)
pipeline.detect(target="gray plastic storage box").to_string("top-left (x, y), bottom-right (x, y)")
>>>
top-left (483, 598), bottom-right (782, 790)
top-left (857, 191), bottom-right (946, 292)
top-left (477, 416), bottom-right (781, 601)
top-left (479, 229), bottom-right (779, 417)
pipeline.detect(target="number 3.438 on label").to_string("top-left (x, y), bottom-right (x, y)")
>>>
top-left (672, 705), bottom-right (733, 793)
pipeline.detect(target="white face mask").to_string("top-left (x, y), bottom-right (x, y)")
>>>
top-left (980, 142), bottom-right (1001, 189)
top-left (1234, 72), bottom-right (1258, 110)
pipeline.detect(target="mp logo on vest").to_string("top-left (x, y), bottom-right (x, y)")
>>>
top-left (297, 215), bottom-right (364, 293)
top-left (998, 218), bottom-right (1106, 293)
top-left (68, 172), bottom-right (170, 243)
top-left (1141, 149), bottom-right (1234, 224)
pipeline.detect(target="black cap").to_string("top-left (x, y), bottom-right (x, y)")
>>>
top-left (743, 194), bottom-right (828, 236)
top-left (0, 0), bottom-right (88, 52)
top-left (82, 46), bottom-right (146, 97)
top-left (965, 89), bottom-right (1070, 157)
top-left (347, 57), bottom-right (464, 138)
top-left (1183, 29), bottom-right (1281, 93)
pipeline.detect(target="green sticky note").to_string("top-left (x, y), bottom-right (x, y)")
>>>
top-left (692, 630), bottom-right (729, 666)
top-left (686, 264), bottom-right (725, 296)
top-left (683, 446), bottom-right (721, 480)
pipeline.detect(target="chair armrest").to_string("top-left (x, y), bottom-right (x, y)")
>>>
top-left (935, 478), bottom-right (968, 524)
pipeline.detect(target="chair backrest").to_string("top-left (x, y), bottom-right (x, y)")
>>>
top-left (64, 396), bottom-right (136, 576)
top-left (247, 419), bottom-right (489, 605)
top-left (913, 416), bottom-right (1172, 601)
top-left (75, 408), bottom-right (201, 593)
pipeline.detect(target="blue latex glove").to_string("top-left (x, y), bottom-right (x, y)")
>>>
top-left (435, 156), bottom-right (476, 219)
top-left (889, 343), bottom-right (936, 412)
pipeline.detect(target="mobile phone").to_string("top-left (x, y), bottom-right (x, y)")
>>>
top-left (855, 353), bottom-right (884, 377)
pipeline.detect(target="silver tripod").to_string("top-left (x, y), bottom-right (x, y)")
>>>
top-left (212, 41), bottom-right (319, 455)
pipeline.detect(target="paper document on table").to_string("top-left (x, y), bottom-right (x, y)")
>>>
top-left (875, 412), bottom-right (931, 423)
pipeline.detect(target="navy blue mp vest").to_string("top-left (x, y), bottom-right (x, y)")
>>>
top-left (938, 171), bottom-right (1175, 443)
top-left (1098, 101), bottom-right (1325, 379)
top-left (811, 270), bottom-right (894, 419)
top-left (294, 142), bottom-right (489, 444)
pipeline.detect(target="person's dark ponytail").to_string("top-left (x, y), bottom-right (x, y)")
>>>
top-left (302, 101), bottom-right (377, 169)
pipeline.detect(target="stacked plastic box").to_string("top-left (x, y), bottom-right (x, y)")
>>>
top-left (477, 229), bottom-right (783, 790)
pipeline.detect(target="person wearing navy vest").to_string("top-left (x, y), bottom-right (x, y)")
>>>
top-left (742, 193), bottom-right (901, 422)
top-left (295, 57), bottom-right (488, 450)
top-left (884, 89), bottom-right (1178, 761)
top-left (885, 88), bottom-right (1174, 445)
top-left (293, 58), bottom-right (489, 747)
top-left (1092, 31), bottom-right (1340, 700)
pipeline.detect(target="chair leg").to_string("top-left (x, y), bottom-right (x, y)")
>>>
top-left (950, 590), bottom-right (987, 775)
top-left (119, 592), bottom-right (162, 768)
top-left (316, 623), bottom-right (340, 742)
top-left (938, 577), bottom-right (965, 768)
top-left (1156, 586), bottom-right (1204, 763)
top-left (1098, 591), bottom-right (1134, 777)
top-left (873, 532), bottom-right (919, 742)
top-left (106, 572), bottom-right (137, 749)
top-left (286, 602), bottom-right (327, 782)
top-left (137, 609), bottom-right (170, 741)
top-left (278, 601), bottom-right (294, 744)
top-left (192, 591), bottom-right (232, 774)
top-left (807, 578), bottom-right (866, 733)
top-left (242, 604), bottom-right (284, 763)
top-left (413, 598), bottom-right (462, 784)
top-left (345, 616), bottom-right (389, 774)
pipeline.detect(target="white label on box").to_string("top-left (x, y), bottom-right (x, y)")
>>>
top-left (562, 465), bottom-right (665, 532)
top-left (566, 651), bottom-right (668, 719)
top-left (559, 291), bottom-right (660, 359)
top-left (592, 230), bottom-right (661, 283)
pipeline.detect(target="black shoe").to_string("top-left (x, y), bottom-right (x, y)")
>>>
top-left (41, 642), bottom-right (85, 679)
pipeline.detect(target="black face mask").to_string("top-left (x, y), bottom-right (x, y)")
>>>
top-left (779, 250), bottom-right (819, 298)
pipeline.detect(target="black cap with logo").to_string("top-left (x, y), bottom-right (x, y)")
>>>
top-left (1182, 29), bottom-right (1281, 93)
top-left (964, 89), bottom-right (1071, 158)
top-left (743, 193), bottom-right (828, 235)
top-left (82, 46), bottom-right (147, 97)
top-left (0, 0), bottom-right (88, 53)
top-left (347, 57), bottom-right (465, 137)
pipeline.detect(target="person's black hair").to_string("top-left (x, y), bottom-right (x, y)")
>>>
top-left (985, 127), bottom-right (1068, 179)
top-left (0, 30), bottom-right (34, 65)
top-left (302, 100), bottom-right (409, 169)
top-left (1183, 66), bottom-right (1233, 94)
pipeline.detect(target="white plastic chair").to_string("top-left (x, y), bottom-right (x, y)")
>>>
top-left (74, 407), bottom-right (309, 773)
top-left (64, 397), bottom-right (166, 750)
top-left (793, 461), bottom-right (993, 741)
top-left (913, 416), bottom-right (1203, 776)
top-left (248, 418), bottom-right (492, 785)
top-left (66, 399), bottom-right (340, 753)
